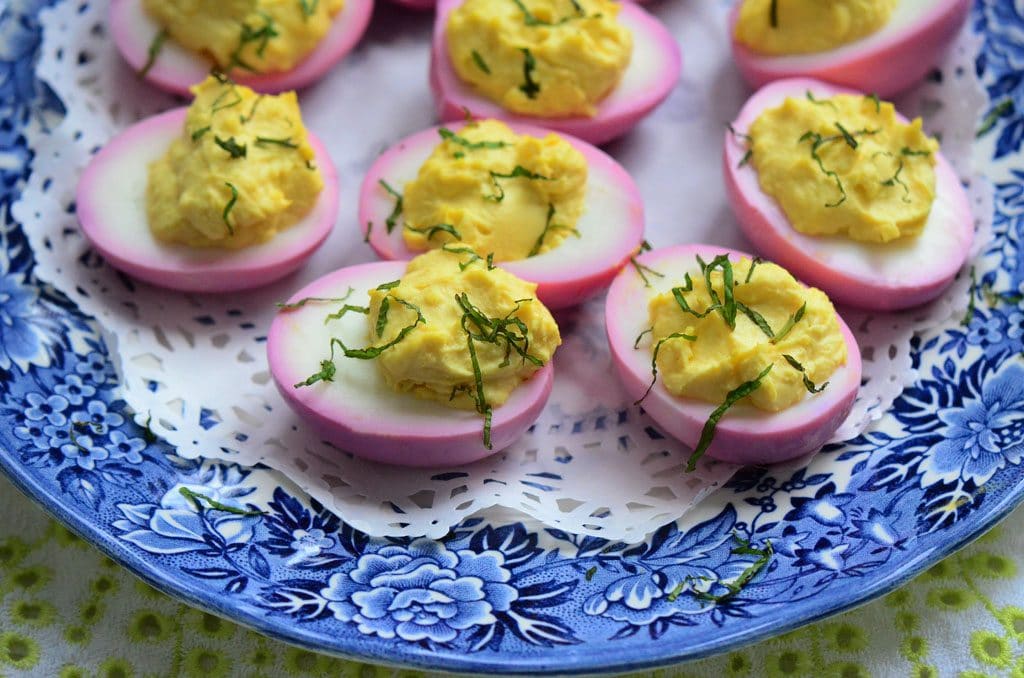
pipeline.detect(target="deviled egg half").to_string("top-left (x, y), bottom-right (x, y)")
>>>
top-left (723, 78), bottom-right (973, 310)
top-left (430, 0), bottom-right (682, 145)
top-left (110, 0), bottom-right (374, 95)
top-left (268, 249), bottom-right (559, 466)
top-left (360, 119), bottom-right (645, 309)
top-left (77, 75), bottom-right (339, 292)
top-left (606, 244), bottom-right (861, 467)
top-left (730, 0), bottom-right (971, 97)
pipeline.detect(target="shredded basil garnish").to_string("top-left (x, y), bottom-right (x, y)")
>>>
top-left (782, 354), bottom-right (829, 394)
top-left (405, 223), bottom-right (461, 242)
top-left (805, 90), bottom-right (837, 110)
top-left (472, 50), bottom-right (491, 74)
top-left (768, 0), bottom-right (778, 27)
top-left (881, 159), bottom-right (911, 202)
top-left (179, 487), bottom-right (264, 516)
top-left (222, 182), bottom-right (239, 235)
top-left (438, 127), bottom-right (509, 150)
top-left (519, 48), bottom-right (540, 99)
top-left (744, 257), bottom-right (763, 284)
top-left (770, 302), bottom-right (806, 344)
top-left (977, 98), bottom-right (1014, 138)
top-left (633, 327), bottom-right (653, 350)
top-left (227, 13), bottom-right (279, 72)
top-left (190, 126), bottom-right (211, 142)
top-left (214, 135), bottom-right (247, 159)
top-left (867, 93), bottom-right (881, 113)
top-left (378, 179), bottom-right (403, 233)
top-left (686, 364), bottom-right (773, 472)
top-left (736, 302), bottom-right (774, 339)
top-left (630, 242), bottom-right (663, 287)
top-left (529, 204), bottom-right (579, 257)
top-left (255, 136), bottom-right (298, 148)
top-left (485, 166), bottom-right (549, 202)
top-left (702, 255), bottom-right (738, 330)
top-left (211, 86), bottom-right (243, 114)
top-left (299, 0), bottom-right (319, 17)
top-left (962, 266), bottom-right (977, 326)
top-left (901, 146), bottom-right (931, 157)
top-left (239, 94), bottom-right (264, 124)
top-left (635, 332), bottom-right (697, 405)
top-left (696, 536), bottom-right (773, 603)
top-left (834, 122), bottom-right (859, 149)
top-left (139, 29), bottom-right (169, 78)
top-left (276, 288), bottom-right (354, 311)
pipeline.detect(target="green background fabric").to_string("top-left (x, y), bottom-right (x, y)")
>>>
top-left (1, 474), bottom-right (1021, 677)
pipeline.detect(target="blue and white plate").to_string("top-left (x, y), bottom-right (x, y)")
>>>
top-left (2, 1), bottom-right (1024, 674)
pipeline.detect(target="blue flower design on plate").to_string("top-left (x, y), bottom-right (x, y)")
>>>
top-left (2, 0), bottom-right (1024, 674)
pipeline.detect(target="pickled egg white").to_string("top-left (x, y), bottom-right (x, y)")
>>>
top-left (429, 0), bottom-right (682, 145)
top-left (360, 122), bottom-right (645, 309)
top-left (724, 78), bottom-right (973, 311)
top-left (267, 261), bottom-right (554, 466)
top-left (605, 244), bottom-right (862, 466)
top-left (109, 0), bottom-right (374, 95)
top-left (76, 108), bottom-right (340, 292)
top-left (729, 0), bottom-right (971, 97)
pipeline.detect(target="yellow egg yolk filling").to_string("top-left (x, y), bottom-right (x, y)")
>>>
top-left (143, 0), bottom-right (344, 73)
top-left (647, 257), bottom-right (846, 412)
top-left (366, 249), bottom-right (561, 415)
top-left (746, 93), bottom-right (940, 243)
top-left (446, 0), bottom-right (633, 118)
top-left (400, 119), bottom-right (588, 261)
top-left (146, 75), bottom-right (323, 249)
top-left (734, 0), bottom-right (896, 56)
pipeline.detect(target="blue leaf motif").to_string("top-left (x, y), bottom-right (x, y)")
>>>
top-left (56, 467), bottom-right (104, 510)
top-left (182, 567), bottom-right (237, 580)
top-left (248, 546), bottom-right (271, 579)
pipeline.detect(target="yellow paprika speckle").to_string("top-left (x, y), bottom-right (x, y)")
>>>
top-left (402, 120), bottom-right (587, 261)
top-left (748, 93), bottom-right (940, 243)
top-left (648, 257), bottom-right (846, 412)
top-left (735, 0), bottom-right (896, 56)
top-left (446, 0), bottom-right (632, 117)
top-left (143, 0), bottom-right (344, 73)
top-left (147, 75), bottom-right (323, 249)
top-left (367, 249), bottom-right (561, 409)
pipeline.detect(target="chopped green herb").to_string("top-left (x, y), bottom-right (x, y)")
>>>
top-left (738, 149), bottom-right (753, 168)
top-left (255, 136), bottom-right (298, 148)
top-left (686, 364), bottom-right (773, 472)
top-left (364, 221), bottom-right (373, 243)
top-left (635, 331), bottom-right (697, 405)
top-left (376, 280), bottom-right (401, 291)
top-left (179, 487), bottom-right (264, 516)
top-left (438, 127), bottom-right (510, 150)
top-left (881, 159), bottom-right (911, 202)
top-left (630, 258), bottom-right (664, 287)
top-left (239, 94), bottom-right (264, 123)
top-left (901, 146), bottom-right (931, 157)
top-left (379, 179), bottom-right (403, 233)
top-left (866, 93), bottom-right (881, 113)
top-left (736, 302), bottom-right (774, 339)
top-left (214, 135), bottom-right (247, 159)
top-left (485, 165), bottom-right (550, 202)
top-left (585, 566), bottom-right (597, 582)
top-left (190, 126), bottom-right (211, 142)
top-left (299, 0), bottom-right (319, 17)
top-left (962, 266), bottom-right (977, 326)
top-left (529, 203), bottom-right (579, 257)
top-left (696, 537), bottom-right (773, 603)
top-left (633, 327), bottom-right (653, 350)
top-left (805, 90), bottom-right (837, 109)
top-left (977, 98), bottom-right (1014, 138)
top-left (405, 223), bottom-right (461, 241)
top-left (744, 257), bottom-right (763, 284)
top-left (671, 285), bottom-right (718, 319)
top-left (666, 581), bottom-right (686, 602)
top-left (770, 302), bottom-right (806, 344)
top-left (323, 303), bottom-right (370, 324)
top-left (228, 13), bottom-right (279, 72)
top-left (834, 122), bottom-right (859, 149)
top-left (442, 245), bottom-right (493, 271)
top-left (211, 85), bottom-right (243, 114)
top-left (782, 354), bottom-right (829, 394)
top-left (799, 131), bottom-right (847, 207)
top-left (222, 182), bottom-right (239, 235)
top-left (139, 29), bottom-right (169, 78)
top-left (519, 48), bottom-right (541, 99)
top-left (702, 255), bottom-right (737, 329)
top-left (376, 297), bottom-right (390, 338)
top-left (768, 0), bottom-right (778, 27)
top-left (142, 413), bottom-right (158, 444)
top-left (511, 0), bottom-right (577, 25)
top-left (472, 49), bottom-right (491, 74)
top-left (276, 288), bottom-right (355, 311)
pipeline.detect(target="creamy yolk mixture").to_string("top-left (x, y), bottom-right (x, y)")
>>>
top-left (367, 248), bottom-right (561, 409)
top-left (734, 0), bottom-right (896, 56)
top-left (146, 75), bottom-right (323, 249)
top-left (446, 0), bottom-right (633, 117)
top-left (143, 0), bottom-right (344, 73)
top-left (747, 93), bottom-right (939, 243)
top-left (648, 257), bottom-right (846, 411)
top-left (400, 119), bottom-right (588, 261)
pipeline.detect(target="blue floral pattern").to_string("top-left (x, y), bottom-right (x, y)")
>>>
top-left (1, 0), bottom-right (1024, 673)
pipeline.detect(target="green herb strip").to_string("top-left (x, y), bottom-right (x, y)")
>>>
top-left (179, 487), bottom-right (264, 516)
top-left (834, 122), bottom-right (859, 149)
top-left (139, 29), bottom-right (169, 78)
top-left (376, 297), bottom-right (390, 338)
top-left (744, 257), bottom-right (762, 284)
top-left (255, 136), bottom-right (298, 148)
top-left (239, 94), bottom-right (264, 124)
top-left (770, 302), bottom-right (806, 344)
top-left (299, 0), bottom-right (319, 17)
top-left (519, 48), bottom-right (541, 99)
top-left (697, 537), bottom-right (774, 603)
top-left (901, 146), bottom-right (931, 157)
top-left (962, 266), bottom-right (977, 326)
top-left (485, 166), bottom-right (550, 202)
top-left (211, 86), bottom-right (243, 114)
top-left (881, 159), bottom-right (911, 202)
top-left (867, 93), bottom-right (881, 113)
top-left (798, 126), bottom-right (880, 208)
top-left (768, 0), bottom-right (778, 27)
top-left (686, 364), bottom-right (773, 472)
top-left (727, 124), bottom-right (754, 168)
top-left (472, 50), bottom-right (491, 74)
top-left (736, 302), bottom-right (774, 339)
top-left (635, 332), bottom-right (697, 405)
top-left (630, 255), bottom-right (664, 288)
top-left (214, 135), bottom-right (247, 158)
top-left (228, 13), bottom-right (279, 72)
top-left (142, 413), bottom-right (158, 444)
top-left (529, 203), bottom-right (579, 257)
top-left (222, 182), bottom-right (239, 235)
top-left (805, 90), bottom-right (838, 110)
top-left (190, 126), bottom-right (211, 142)
top-left (438, 127), bottom-right (510, 150)
top-left (276, 288), bottom-right (355, 311)
top-left (977, 98), bottom-right (1014, 138)
top-left (511, 0), bottom-right (578, 25)
top-left (405, 223), bottom-right (461, 242)
top-left (702, 255), bottom-right (737, 329)
top-left (378, 179), bottom-right (403, 233)
top-left (782, 354), bottom-right (829, 394)
top-left (633, 327), bottom-right (653, 350)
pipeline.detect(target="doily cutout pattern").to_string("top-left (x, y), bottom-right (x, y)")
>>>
top-left (15, 0), bottom-right (991, 541)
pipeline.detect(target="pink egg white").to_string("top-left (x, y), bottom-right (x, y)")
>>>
top-left (360, 122), bottom-right (645, 309)
top-left (268, 260), bottom-right (555, 466)
top-left (429, 0), bottom-right (681, 145)
top-left (729, 0), bottom-right (971, 98)
top-left (605, 243), bottom-right (862, 467)
top-left (76, 108), bottom-right (340, 292)
top-left (723, 78), bottom-right (973, 311)
top-left (110, 0), bottom-right (375, 95)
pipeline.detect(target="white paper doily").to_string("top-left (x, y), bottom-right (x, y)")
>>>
top-left (15, 0), bottom-right (990, 541)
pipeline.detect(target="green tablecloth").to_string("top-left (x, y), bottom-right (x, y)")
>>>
top-left (1, 473), bottom-right (1020, 677)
